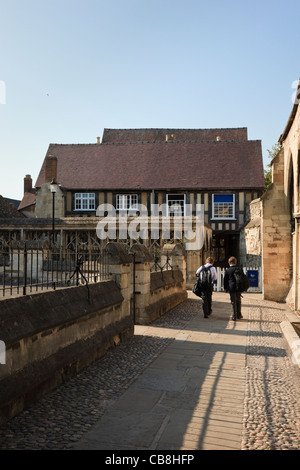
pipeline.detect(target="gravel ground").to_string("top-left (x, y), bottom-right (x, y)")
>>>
top-left (0, 294), bottom-right (300, 450)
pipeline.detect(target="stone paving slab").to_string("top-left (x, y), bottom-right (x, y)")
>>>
top-left (73, 291), bottom-right (248, 450)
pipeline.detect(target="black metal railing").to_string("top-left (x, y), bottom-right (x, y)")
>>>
top-left (150, 250), bottom-right (173, 273)
top-left (0, 243), bottom-right (110, 298)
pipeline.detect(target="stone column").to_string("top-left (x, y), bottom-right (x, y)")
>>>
top-left (129, 244), bottom-right (153, 324)
top-left (105, 243), bottom-right (133, 322)
top-left (171, 243), bottom-right (187, 286)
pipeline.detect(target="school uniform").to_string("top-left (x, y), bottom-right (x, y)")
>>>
top-left (224, 265), bottom-right (243, 321)
top-left (196, 263), bottom-right (217, 318)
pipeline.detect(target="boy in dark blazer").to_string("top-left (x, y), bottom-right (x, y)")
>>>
top-left (224, 256), bottom-right (243, 321)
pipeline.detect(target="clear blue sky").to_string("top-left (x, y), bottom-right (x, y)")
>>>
top-left (0, 0), bottom-right (299, 200)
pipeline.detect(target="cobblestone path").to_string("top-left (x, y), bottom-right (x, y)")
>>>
top-left (0, 293), bottom-right (300, 450)
top-left (242, 298), bottom-right (300, 450)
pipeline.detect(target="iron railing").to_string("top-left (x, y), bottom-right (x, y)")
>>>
top-left (150, 250), bottom-right (173, 273)
top-left (0, 243), bottom-right (110, 298)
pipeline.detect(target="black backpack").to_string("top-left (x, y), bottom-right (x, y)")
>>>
top-left (234, 267), bottom-right (250, 292)
top-left (192, 266), bottom-right (212, 297)
top-left (198, 266), bottom-right (212, 291)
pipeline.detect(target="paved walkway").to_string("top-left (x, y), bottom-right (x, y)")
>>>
top-left (1, 291), bottom-right (300, 450)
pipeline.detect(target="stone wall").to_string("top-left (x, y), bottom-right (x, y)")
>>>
top-left (35, 182), bottom-right (65, 219)
top-left (241, 149), bottom-right (293, 302)
top-left (129, 243), bottom-right (187, 324)
top-left (280, 91), bottom-right (300, 311)
top-left (240, 198), bottom-right (262, 267)
top-left (0, 242), bottom-right (187, 424)
top-left (146, 270), bottom-right (187, 324)
top-left (261, 149), bottom-right (292, 302)
top-left (0, 281), bottom-right (133, 426)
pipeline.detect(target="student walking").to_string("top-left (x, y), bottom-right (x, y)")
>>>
top-left (224, 256), bottom-right (243, 321)
top-left (196, 257), bottom-right (217, 318)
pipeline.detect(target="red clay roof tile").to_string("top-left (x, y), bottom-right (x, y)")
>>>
top-left (102, 128), bottom-right (248, 143)
top-left (35, 139), bottom-right (265, 191)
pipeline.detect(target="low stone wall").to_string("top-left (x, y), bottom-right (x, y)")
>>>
top-left (146, 270), bottom-right (187, 324)
top-left (130, 243), bottom-right (187, 324)
top-left (0, 281), bottom-right (133, 426)
top-left (0, 242), bottom-right (188, 425)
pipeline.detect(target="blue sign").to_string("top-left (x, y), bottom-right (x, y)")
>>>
top-left (247, 270), bottom-right (259, 288)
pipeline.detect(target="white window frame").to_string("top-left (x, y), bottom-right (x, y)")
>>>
top-left (212, 194), bottom-right (235, 220)
top-left (74, 193), bottom-right (96, 211)
top-left (167, 194), bottom-right (186, 216)
top-left (116, 194), bottom-right (139, 211)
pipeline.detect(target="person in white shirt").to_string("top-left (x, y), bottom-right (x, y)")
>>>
top-left (196, 257), bottom-right (217, 318)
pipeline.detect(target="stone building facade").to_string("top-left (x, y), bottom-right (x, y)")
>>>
top-left (245, 79), bottom-right (300, 306)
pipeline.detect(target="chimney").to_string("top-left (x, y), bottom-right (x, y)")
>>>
top-left (96, 137), bottom-right (100, 144)
top-left (24, 174), bottom-right (32, 194)
top-left (45, 155), bottom-right (58, 183)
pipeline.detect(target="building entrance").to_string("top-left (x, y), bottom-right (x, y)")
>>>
top-left (211, 233), bottom-right (239, 268)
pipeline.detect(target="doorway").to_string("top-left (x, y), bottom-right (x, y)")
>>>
top-left (211, 233), bottom-right (239, 268)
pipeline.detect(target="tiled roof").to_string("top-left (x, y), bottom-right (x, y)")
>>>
top-left (0, 195), bottom-right (25, 218)
top-left (5, 198), bottom-right (21, 209)
top-left (102, 128), bottom-right (248, 143)
top-left (18, 192), bottom-right (36, 211)
top-left (36, 139), bottom-right (265, 191)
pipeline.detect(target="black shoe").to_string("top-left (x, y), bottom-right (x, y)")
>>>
top-left (237, 314), bottom-right (243, 319)
top-left (204, 315), bottom-right (209, 318)
top-left (232, 316), bottom-right (236, 321)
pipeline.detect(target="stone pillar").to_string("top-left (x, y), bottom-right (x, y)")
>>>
top-left (105, 243), bottom-right (133, 322)
top-left (171, 243), bottom-right (187, 286)
top-left (129, 244), bottom-right (153, 324)
top-left (261, 149), bottom-right (292, 302)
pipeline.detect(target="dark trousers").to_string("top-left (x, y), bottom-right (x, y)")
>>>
top-left (229, 291), bottom-right (242, 319)
top-left (201, 287), bottom-right (213, 317)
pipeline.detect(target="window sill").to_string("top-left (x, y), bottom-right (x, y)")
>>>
top-left (211, 218), bottom-right (237, 221)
